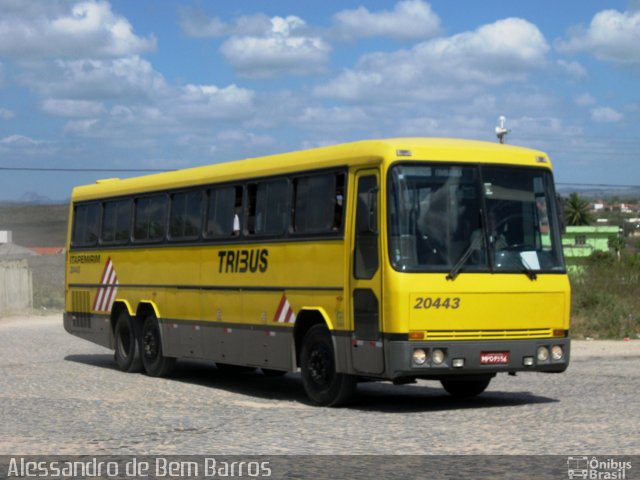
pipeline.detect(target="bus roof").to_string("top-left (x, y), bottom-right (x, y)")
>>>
top-left (71, 137), bottom-right (551, 201)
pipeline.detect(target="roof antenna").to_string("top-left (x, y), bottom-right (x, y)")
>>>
top-left (495, 115), bottom-right (510, 144)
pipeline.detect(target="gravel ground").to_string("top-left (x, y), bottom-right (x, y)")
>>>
top-left (0, 314), bottom-right (638, 456)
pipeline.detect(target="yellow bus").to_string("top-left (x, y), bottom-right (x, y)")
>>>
top-left (64, 138), bottom-right (570, 406)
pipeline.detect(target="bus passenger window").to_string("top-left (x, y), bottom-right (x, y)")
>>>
top-left (247, 179), bottom-right (288, 236)
top-left (205, 185), bottom-right (242, 238)
top-left (292, 172), bottom-right (345, 234)
top-left (133, 195), bottom-right (168, 242)
top-left (72, 203), bottom-right (100, 247)
top-left (169, 190), bottom-right (202, 240)
top-left (102, 199), bottom-right (132, 244)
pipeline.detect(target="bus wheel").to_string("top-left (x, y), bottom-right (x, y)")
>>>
top-left (440, 376), bottom-right (492, 398)
top-left (300, 324), bottom-right (356, 407)
top-left (114, 311), bottom-right (142, 373)
top-left (141, 314), bottom-right (176, 377)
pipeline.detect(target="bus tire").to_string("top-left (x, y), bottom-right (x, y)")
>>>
top-left (114, 311), bottom-right (142, 373)
top-left (300, 324), bottom-right (356, 407)
top-left (440, 376), bottom-right (492, 398)
top-left (141, 314), bottom-right (176, 377)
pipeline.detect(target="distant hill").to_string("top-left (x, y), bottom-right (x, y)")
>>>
top-left (556, 186), bottom-right (640, 201)
top-left (0, 203), bottom-right (69, 247)
top-left (18, 192), bottom-right (59, 204)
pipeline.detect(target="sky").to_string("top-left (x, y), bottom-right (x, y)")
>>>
top-left (0, 0), bottom-right (639, 202)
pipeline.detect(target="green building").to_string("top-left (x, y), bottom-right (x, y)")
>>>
top-left (562, 225), bottom-right (619, 264)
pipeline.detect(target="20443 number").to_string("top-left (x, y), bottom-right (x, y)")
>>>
top-left (414, 297), bottom-right (461, 310)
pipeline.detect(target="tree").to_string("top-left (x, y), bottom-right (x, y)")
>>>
top-left (564, 193), bottom-right (594, 226)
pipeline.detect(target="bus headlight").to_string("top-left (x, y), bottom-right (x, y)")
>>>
top-left (551, 345), bottom-right (564, 361)
top-left (537, 346), bottom-right (549, 362)
top-left (412, 348), bottom-right (427, 366)
top-left (432, 349), bottom-right (445, 365)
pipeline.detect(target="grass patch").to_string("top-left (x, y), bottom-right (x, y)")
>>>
top-left (570, 252), bottom-right (640, 339)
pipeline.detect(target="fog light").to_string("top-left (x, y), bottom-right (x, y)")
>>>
top-left (523, 356), bottom-right (534, 366)
top-left (412, 348), bottom-right (427, 366)
top-left (551, 345), bottom-right (564, 360)
top-left (452, 358), bottom-right (464, 368)
top-left (432, 349), bottom-right (445, 365)
top-left (537, 346), bottom-right (549, 362)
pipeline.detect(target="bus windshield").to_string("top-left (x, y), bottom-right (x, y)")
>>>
top-left (388, 163), bottom-right (565, 274)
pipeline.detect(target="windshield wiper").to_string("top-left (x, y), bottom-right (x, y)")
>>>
top-left (446, 233), bottom-right (483, 281)
top-left (519, 256), bottom-right (538, 281)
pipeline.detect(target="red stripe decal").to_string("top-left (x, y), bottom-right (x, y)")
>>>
top-left (273, 294), bottom-right (287, 322)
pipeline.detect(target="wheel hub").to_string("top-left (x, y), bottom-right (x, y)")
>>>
top-left (309, 347), bottom-right (332, 386)
top-left (143, 331), bottom-right (158, 359)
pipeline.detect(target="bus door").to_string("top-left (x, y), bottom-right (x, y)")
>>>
top-left (350, 170), bottom-right (384, 374)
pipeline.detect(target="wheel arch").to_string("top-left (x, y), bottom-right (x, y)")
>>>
top-left (109, 300), bottom-right (134, 334)
top-left (135, 300), bottom-right (161, 322)
top-left (293, 308), bottom-right (333, 366)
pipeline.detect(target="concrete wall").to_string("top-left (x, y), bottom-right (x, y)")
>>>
top-left (0, 259), bottom-right (33, 316)
top-left (28, 254), bottom-right (65, 309)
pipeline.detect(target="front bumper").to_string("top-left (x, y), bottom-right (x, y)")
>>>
top-left (387, 338), bottom-right (570, 379)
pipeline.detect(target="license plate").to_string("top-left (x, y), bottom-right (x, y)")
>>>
top-left (480, 352), bottom-right (510, 364)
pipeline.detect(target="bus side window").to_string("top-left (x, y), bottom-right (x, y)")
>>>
top-left (72, 203), bottom-right (101, 247)
top-left (205, 185), bottom-right (242, 238)
top-left (247, 179), bottom-right (288, 236)
top-left (169, 190), bottom-right (203, 240)
top-left (133, 195), bottom-right (168, 242)
top-left (102, 199), bottom-right (132, 245)
top-left (292, 172), bottom-right (345, 234)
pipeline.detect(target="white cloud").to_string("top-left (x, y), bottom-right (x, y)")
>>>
top-left (176, 84), bottom-right (255, 120)
top-left (334, 0), bottom-right (442, 40)
top-left (298, 107), bottom-right (370, 131)
top-left (294, 106), bottom-right (375, 138)
top-left (23, 56), bottom-right (168, 101)
top-left (207, 129), bottom-right (276, 159)
top-left (215, 129), bottom-right (274, 147)
top-left (316, 18), bottom-right (548, 102)
top-left (591, 106), bottom-right (623, 123)
top-left (510, 116), bottom-right (582, 137)
top-left (396, 116), bottom-right (441, 136)
top-left (179, 9), bottom-right (270, 37)
top-left (556, 59), bottom-right (588, 80)
top-left (557, 9), bottom-right (640, 64)
top-left (63, 118), bottom-right (100, 135)
top-left (575, 94), bottom-right (596, 107)
top-left (0, 0), bottom-right (156, 59)
top-left (220, 16), bottom-right (330, 78)
top-left (42, 99), bottom-right (105, 117)
top-left (0, 134), bottom-right (41, 146)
